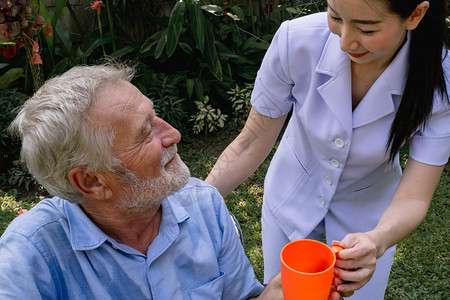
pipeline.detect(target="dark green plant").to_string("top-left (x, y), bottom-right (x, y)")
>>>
top-left (0, 88), bottom-right (27, 181)
top-left (138, 1), bottom-right (271, 107)
top-left (146, 73), bottom-right (189, 135)
top-left (8, 160), bottom-right (39, 192)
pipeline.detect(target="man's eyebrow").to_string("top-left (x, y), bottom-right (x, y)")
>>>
top-left (137, 117), bottom-right (151, 141)
top-left (328, 3), bottom-right (382, 25)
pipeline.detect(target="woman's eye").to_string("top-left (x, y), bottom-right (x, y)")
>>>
top-left (329, 14), bottom-right (342, 22)
top-left (359, 29), bottom-right (375, 35)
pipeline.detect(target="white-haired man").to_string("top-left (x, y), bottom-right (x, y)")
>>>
top-left (0, 64), bottom-right (282, 299)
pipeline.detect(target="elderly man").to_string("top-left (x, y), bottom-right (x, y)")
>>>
top-left (0, 64), bottom-right (282, 299)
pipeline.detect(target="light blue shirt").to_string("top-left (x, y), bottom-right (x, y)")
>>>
top-left (0, 178), bottom-right (264, 299)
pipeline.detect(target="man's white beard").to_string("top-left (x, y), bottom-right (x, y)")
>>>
top-left (115, 144), bottom-right (190, 213)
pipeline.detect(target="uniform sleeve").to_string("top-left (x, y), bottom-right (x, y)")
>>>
top-left (251, 20), bottom-right (294, 118)
top-left (0, 232), bottom-right (58, 299)
top-left (409, 54), bottom-right (450, 166)
top-left (213, 191), bottom-right (265, 299)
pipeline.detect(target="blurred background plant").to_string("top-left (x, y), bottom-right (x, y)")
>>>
top-left (1, 0), bottom-right (448, 192)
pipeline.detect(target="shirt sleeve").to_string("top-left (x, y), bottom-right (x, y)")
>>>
top-left (251, 20), bottom-right (294, 118)
top-left (0, 231), bottom-right (58, 299)
top-left (409, 55), bottom-right (450, 166)
top-left (213, 191), bottom-right (265, 299)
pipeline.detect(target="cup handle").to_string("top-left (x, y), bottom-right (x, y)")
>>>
top-left (331, 245), bottom-right (344, 255)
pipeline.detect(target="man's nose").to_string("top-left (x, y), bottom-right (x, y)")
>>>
top-left (157, 117), bottom-right (181, 148)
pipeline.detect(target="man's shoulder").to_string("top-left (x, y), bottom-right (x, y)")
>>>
top-left (2, 197), bottom-right (67, 238)
top-left (181, 177), bottom-right (221, 195)
top-left (167, 177), bottom-right (225, 214)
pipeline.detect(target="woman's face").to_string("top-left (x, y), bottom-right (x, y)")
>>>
top-left (327, 0), bottom-right (410, 69)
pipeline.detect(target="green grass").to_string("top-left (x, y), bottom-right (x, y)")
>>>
top-left (1, 130), bottom-right (448, 298)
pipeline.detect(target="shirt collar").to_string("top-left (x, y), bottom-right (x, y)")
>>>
top-left (316, 31), bottom-right (410, 94)
top-left (66, 193), bottom-right (190, 251)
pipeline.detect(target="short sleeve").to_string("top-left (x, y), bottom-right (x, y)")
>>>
top-left (0, 232), bottom-right (57, 299)
top-left (251, 20), bottom-right (294, 118)
top-left (409, 96), bottom-right (450, 165)
top-left (214, 191), bottom-right (265, 299)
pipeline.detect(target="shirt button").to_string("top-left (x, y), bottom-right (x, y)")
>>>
top-left (112, 245), bottom-right (119, 250)
top-left (325, 176), bottom-right (332, 185)
top-left (334, 138), bottom-right (345, 148)
top-left (330, 159), bottom-right (340, 168)
top-left (320, 197), bottom-right (325, 206)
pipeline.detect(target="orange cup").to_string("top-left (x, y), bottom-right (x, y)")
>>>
top-left (280, 239), bottom-right (343, 300)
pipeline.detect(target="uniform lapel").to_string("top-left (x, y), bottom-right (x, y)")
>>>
top-left (315, 33), bottom-right (353, 135)
top-left (315, 31), bottom-right (410, 130)
top-left (352, 36), bottom-right (410, 128)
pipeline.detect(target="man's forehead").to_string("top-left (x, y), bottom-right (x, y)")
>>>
top-left (88, 81), bottom-right (154, 130)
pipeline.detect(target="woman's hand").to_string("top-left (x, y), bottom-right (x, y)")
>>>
top-left (330, 233), bottom-right (378, 298)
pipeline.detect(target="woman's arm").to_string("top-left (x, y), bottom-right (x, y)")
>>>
top-left (368, 158), bottom-right (444, 257)
top-left (332, 158), bottom-right (445, 297)
top-left (205, 107), bottom-right (287, 197)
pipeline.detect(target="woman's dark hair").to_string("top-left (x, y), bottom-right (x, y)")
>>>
top-left (384, 0), bottom-right (449, 161)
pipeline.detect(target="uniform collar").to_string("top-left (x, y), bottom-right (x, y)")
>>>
top-left (316, 31), bottom-right (410, 130)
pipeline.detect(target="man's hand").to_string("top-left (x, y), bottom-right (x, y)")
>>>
top-left (253, 273), bottom-right (283, 299)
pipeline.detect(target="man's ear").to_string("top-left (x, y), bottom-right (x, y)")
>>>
top-left (405, 1), bottom-right (430, 31)
top-left (68, 167), bottom-right (113, 200)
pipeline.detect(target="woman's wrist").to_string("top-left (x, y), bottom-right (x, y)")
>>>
top-left (366, 229), bottom-right (391, 259)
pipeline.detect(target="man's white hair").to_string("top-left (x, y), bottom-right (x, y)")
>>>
top-left (9, 63), bottom-right (136, 203)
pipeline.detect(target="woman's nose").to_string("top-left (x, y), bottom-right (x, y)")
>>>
top-left (339, 27), bottom-right (359, 52)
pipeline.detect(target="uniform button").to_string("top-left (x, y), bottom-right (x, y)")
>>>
top-left (325, 176), bottom-right (332, 185)
top-left (112, 245), bottom-right (119, 250)
top-left (320, 197), bottom-right (325, 206)
top-left (330, 159), bottom-right (340, 168)
top-left (334, 138), bottom-right (345, 148)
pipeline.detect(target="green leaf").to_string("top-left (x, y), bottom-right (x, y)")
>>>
top-left (155, 29), bottom-right (167, 59)
top-left (38, 2), bottom-right (54, 56)
top-left (166, 1), bottom-right (186, 57)
top-left (111, 45), bottom-right (136, 58)
top-left (179, 42), bottom-right (193, 55)
top-left (0, 68), bottom-right (24, 89)
top-left (140, 31), bottom-right (163, 54)
top-left (49, 58), bottom-right (69, 77)
top-left (204, 20), bottom-right (222, 81)
top-left (54, 19), bottom-right (73, 58)
top-left (189, 3), bottom-right (205, 53)
top-left (186, 78), bottom-right (195, 98)
top-left (201, 5), bottom-right (223, 16)
top-left (53, 0), bottom-right (69, 29)
top-left (194, 78), bottom-right (204, 100)
top-left (78, 35), bottom-right (109, 59)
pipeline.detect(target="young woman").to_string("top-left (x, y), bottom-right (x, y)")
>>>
top-left (206, 0), bottom-right (449, 298)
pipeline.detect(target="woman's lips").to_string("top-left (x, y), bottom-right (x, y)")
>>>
top-left (348, 51), bottom-right (369, 58)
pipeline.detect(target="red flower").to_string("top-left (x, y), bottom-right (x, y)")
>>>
top-left (44, 24), bottom-right (53, 36)
top-left (263, 2), bottom-right (273, 13)
top-left (15, 39), bottom-right (24, 49)
top-left (2, 45), bottom-right (16, 58)
top-left (32, 40), bottom-right (39, 53)
top-left (18, 209), bottom-right (28, 215)
top-left (91, 1), bottom-right (103, 15)
top-left (30, 52), bottom-right (42, 64)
